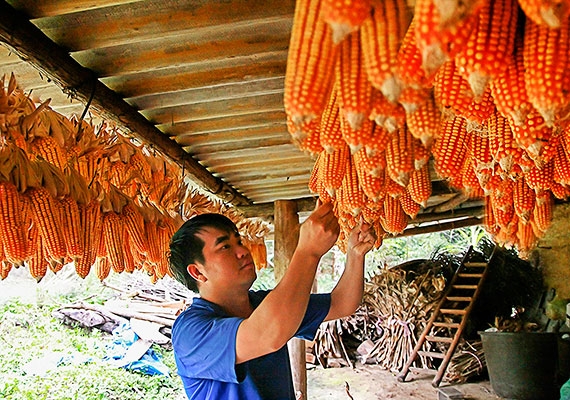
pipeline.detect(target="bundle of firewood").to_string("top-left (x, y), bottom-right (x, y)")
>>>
top-left (310, 259), bottom-right (452, 372)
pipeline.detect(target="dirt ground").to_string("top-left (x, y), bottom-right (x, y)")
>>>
top-left (306, 363), bottom-right (499, 400)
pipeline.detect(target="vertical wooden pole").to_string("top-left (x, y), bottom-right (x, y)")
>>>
top-left (273, 200), bottom-right (307, 400)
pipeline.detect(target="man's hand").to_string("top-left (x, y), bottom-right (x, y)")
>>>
top-left (347, 217), bottom-right (376, 258)
top-left (297, 200), bottom-right (340, 258)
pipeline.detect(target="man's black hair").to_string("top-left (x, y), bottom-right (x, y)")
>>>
top-left (169, 213), bottom-right (239, 292)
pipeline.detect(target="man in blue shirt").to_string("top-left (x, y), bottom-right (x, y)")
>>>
top-left (168, 201), bottom-right (376, 399)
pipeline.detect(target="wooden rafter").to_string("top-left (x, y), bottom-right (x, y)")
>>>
top-left (0, 1), bottom-right (251, 206)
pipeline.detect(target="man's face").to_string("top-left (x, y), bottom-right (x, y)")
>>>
top-left (194, 226), bottom-right (257, 290)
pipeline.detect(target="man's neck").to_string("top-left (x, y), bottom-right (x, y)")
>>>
top-left (201, 288), bottom-right (254, 318)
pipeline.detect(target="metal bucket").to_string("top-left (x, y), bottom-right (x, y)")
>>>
top-left (480, 331), bottom-right (558, 400)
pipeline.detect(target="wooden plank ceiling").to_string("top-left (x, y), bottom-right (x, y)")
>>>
top-left (0, 0), bottom-right (483, 227)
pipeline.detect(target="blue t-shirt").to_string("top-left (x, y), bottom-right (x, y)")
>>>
top-left (172, 290), bottom-right (331, 400)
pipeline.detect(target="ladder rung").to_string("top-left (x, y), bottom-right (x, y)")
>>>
top-left (440, 308), bottom-right (466, 315)
top-left (418, 351), bottom-right (445, 359)
top-left (452, 284), bottom-right (478, 289)
top-left (446, 296), bottom-right (473, 302)
top-left (426, 335), bottom-right (453, 343)
top-left (457, 273), bottom-right (483, 278)
top-left (433, 322), bottom-right (460, 328)
top-left (463, 262), bottom-right (487, 267)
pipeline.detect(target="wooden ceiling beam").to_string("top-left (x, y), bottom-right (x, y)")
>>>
top-left (0, 2), bottom-right (251, 206)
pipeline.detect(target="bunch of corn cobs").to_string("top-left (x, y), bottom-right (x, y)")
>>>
top-left (284, 0), bottom-right (570, 255)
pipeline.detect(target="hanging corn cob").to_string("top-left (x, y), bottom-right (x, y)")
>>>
top-left (413, 0), bottom-right (483, 76)
top-left (525, 160), bottom-right (555, 193)
top-left (554, 138), bottom-right (570, 185)
top-left (491, 39), bottom-right (531, 126)
top-left (406, 91), bottom-right (441, 148)
top-left (340, 111), bottom-right (374, 153)
top-left (385, 125), bottom-right (414, 187)
top-left (380, 195), bottom-right (408, 234)
top-left (320, 143), bottom-right (351, 197)
top-left (59, 195), bottom-right (83, 258)
top-left (338, 155), bottom-right (365, 216)
top-left (517, 218), bottom-right (538, 255)
top-left (396, 19), bottom-right (434, 101)
top-left (455, 0), bottom-right (518, 97)
top-left (513, 177), bottom-right (536, 223)
top-left (488, 109), bottom-right (524, 174)
top-left (321, 0), bottom-right (372, 43)
top-left (524, 15), bottom-right (570, 127)
top-left (353, 146), bottom-right (386, 177)
top-left (360, 0), bottom-right (410, 103)
top-left (0, 181), bottom-right (29, 265)
top-left (95, 256), bottom-right (111, 281)
top-left (74, 200), bottom-right (103, 278)
top-left (408, 164), bottom-right (432, 207)
top-left (510, 109), bottom-right (555, 164)
top-left (288, 115), bottom-right (323, 154)
top-left (337, 31), bottom-right (373, 131)
top-left (28, 230), bottom-right (49, 282)
top-left (27, 186), bottom-right (67, 263)
top-left (354, 149), bottom-right (386, 201)
top-left (284, 0), bottom-right (339, 129)
top-left (369, 88), bottom-right (407, 133)
top-left (319, 88), bottom-right (345, 153)
top-left (399, 191), bottom-right (421, 218)
top-left (413, 137), bottom-right (430, 170)
top-left (432, 114), bottom-right (470, 183)
top-left (533, 190), bottom-right (554, 233)
top-left (102, 211), bottom-right (127, 274)
top-left (518, 0), bottom-right (570, 28)
top-left (434, 60), bottom-right (494, 125)
top-left (460, 157), bottom-right (485, 198)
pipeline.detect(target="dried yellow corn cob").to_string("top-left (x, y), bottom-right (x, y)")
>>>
top-left (518, 0), bottom-right (570, 28)
top-left (533, 190), bottom-right (553, 233)
top-left (432, 113), bottom-right (469, 183)
top-left (27, 186), bottom-right (66, 263)
top-left (381, 195), bottom-right (408, 234)
top-left (360, 0), bottom-right (410, 102)
top-left (337, 30), bottom-right (372, 131)
top-left (413, 0), bottom-right (483, 76)
top-left (554, 138), bottom-right (570, 185)
top-left (525, 160), bottom-right (554, 193)
top-left (491, 39), bottom-right (531, 126)
top-left (338, 155), bottom-right (365, 216)
top-left (399, 191), bottom-right (421, 219)
top-left (513, 177), bottom-right (536, 223)
top-left (408, 164), bottom-right (432, 206)
top-left (102, 211), bottom-right (126, 273)
top-left (59, 195), bottom-right (83, 258)
top-left (0, 181), bottom-right (29, 265)
top-left (385, 126), bottom-right (414, 186)
top-left (74, 200), bottom-right (103, 278)
top-left (455, 0), bottom-right (518, 97)
top-left (319, 88), bottom-right (345, 153)
top-left (322, 0), bottom-right (372, 43)
top-left (285, 0), bottom-right (339, 128)
top-left (369, 88), bottom-right (407, 133)
top-left (524, 15), bottom-right (570, 126)
top-left (406, 91), bottom-right (440, 148)
top-left (321, 143), bottom-right (351, 197)
top-left (340, 110), bottom-right (374, 153)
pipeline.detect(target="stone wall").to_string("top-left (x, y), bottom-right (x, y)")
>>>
top-left (536, 203), bottom-right (570, 300)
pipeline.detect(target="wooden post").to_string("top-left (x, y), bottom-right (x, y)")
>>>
top-left (273, 200), bottom-right (307, 400)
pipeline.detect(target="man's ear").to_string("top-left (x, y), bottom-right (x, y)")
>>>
top-left (187, 263), bottom-right (206, 283)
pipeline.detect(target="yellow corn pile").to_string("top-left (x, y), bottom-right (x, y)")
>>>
top-left (286, 0), bottom-right (570, 254)
top-left (0, 74), bottom-right (270, 282)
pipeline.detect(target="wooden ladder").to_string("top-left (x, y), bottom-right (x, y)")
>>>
top-left (397, 246), bottom-right (496, 387)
